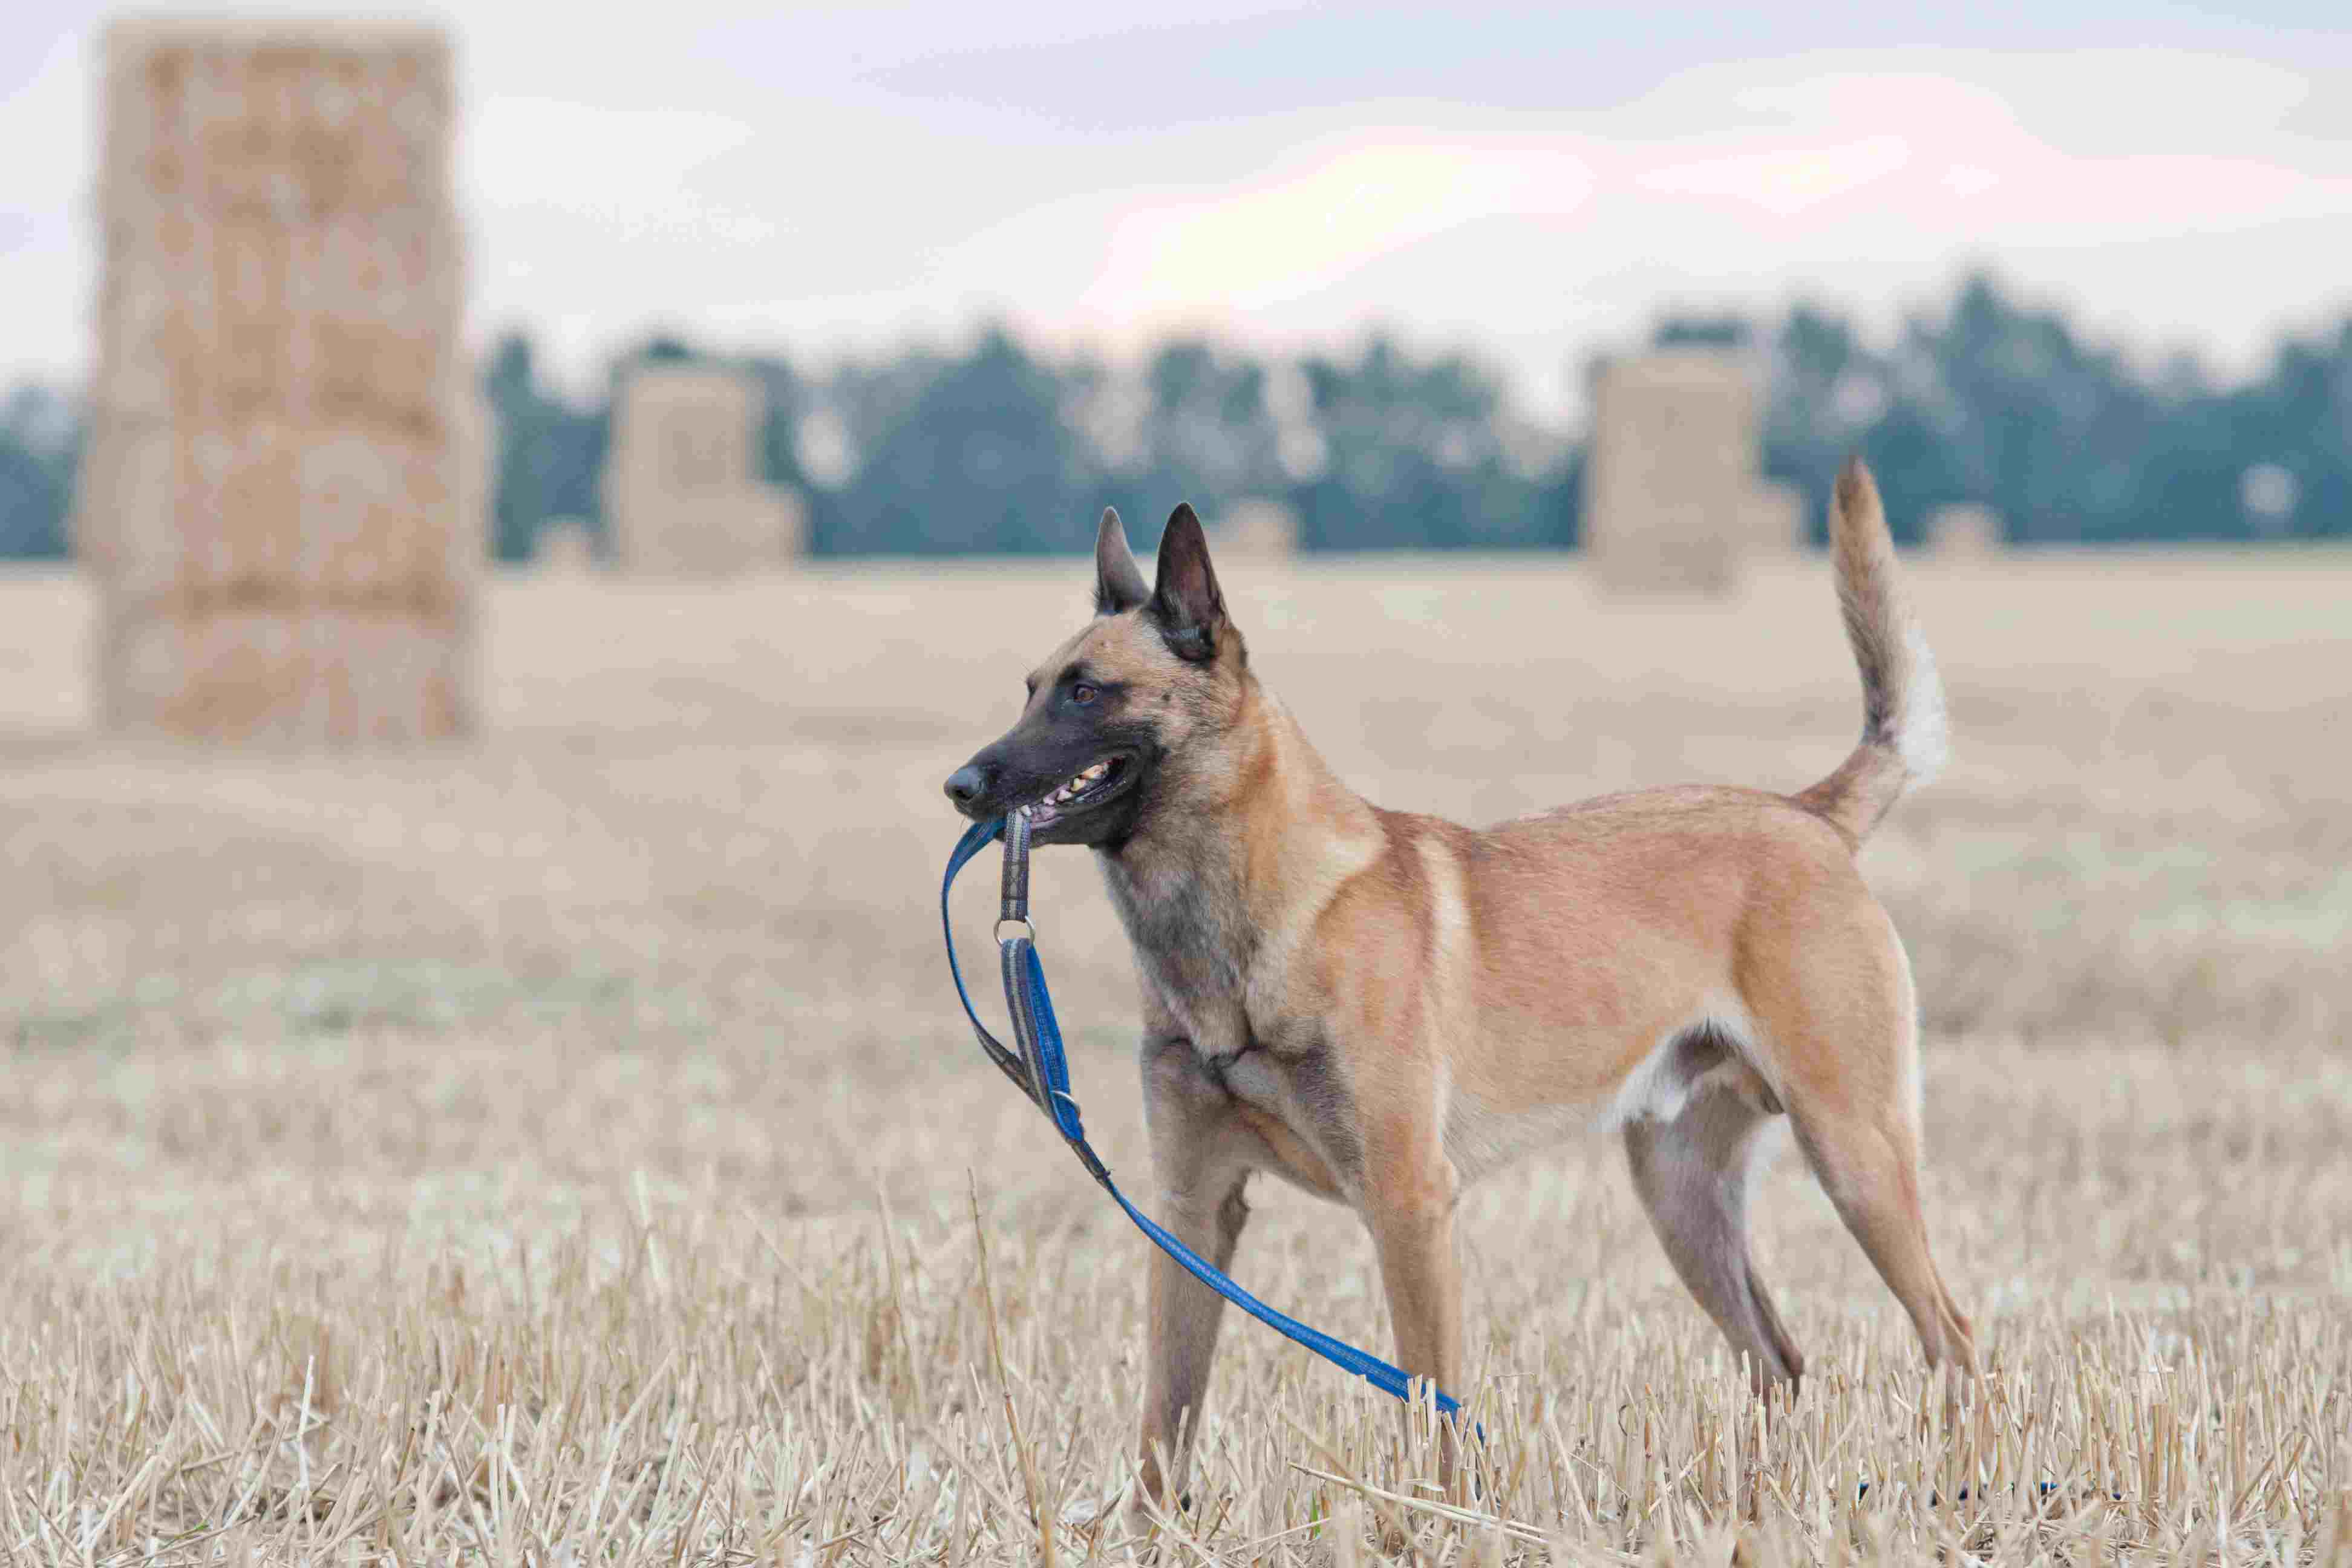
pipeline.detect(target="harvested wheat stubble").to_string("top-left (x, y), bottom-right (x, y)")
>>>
top-left (0, 558), bottom-right (2346, 1564)
top-left (77, 19), bottom-right (473, 744)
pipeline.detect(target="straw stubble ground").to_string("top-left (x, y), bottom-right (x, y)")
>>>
top-left (0, 552), bottom-right (2347, 1565)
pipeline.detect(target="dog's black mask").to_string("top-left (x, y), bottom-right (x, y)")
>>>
top-left (942, 503), bottom-right (1232, 850)
top-left (944, 699), bottom-right (1164, 849)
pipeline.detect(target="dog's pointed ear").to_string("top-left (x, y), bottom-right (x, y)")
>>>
top-left (1150, 503), bottom-right (1226, 662)
top-left (1094, 507), bottom-right (1149, 615)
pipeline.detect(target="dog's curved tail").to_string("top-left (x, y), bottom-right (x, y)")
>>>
top-left (1793, 456), bottom-right (1949, 842)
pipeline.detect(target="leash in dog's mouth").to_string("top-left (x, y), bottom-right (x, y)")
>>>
top-left (941, 805), bottom-right (1472, 1422)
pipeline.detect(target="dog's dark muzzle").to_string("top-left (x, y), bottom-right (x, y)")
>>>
top-left (944, 762), bottom-right (990, 812)
top-left (945, 746), bottom-right (1037, 821)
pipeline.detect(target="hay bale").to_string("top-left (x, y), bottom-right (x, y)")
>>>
top-left (1738, 481), bottom-right (1806, 556)
top-left (604, 367), bottom-right (803, 575)
top-left (96, 604), bottom-right (468, 745)
top-left (77, 19), bottom-right (472, 743)
top-left (449, 381), bottom-right (494, 584)
top-left (1584, 353), bottom-right (1791, 594)
top-left (537, 517), bottom-right (601, 573)
top-left (773, 485), bottom-right (810, 566)
top-left (638, 494), bottom-right (801, 576)
top-left (1927, 503), bottom-right (2004, 556)
top-left (1207, 497), bottom-right (1298, 562)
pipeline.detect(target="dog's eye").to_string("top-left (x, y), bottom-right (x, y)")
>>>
top-left (1071, 683), bottom-right (1099, 706)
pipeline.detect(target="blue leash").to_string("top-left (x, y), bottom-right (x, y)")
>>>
top-left (942, 811), bottom-right (1466, 1420)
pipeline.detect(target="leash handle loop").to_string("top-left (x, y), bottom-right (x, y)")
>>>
top-left (1000, 808), bottom-right (1032, 924)
top-left (941, 815), bottom-right (1041, 1105)
top-left (942, 810), bottom-right (1466, 1419)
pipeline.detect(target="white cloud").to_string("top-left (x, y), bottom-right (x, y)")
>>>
top-left (1635, 135), bottom-right (1913, 215)
top-left (467, 97), bottom-right (774, 245)
top-left (1083, 137), bottom-right (1599, 316)
top-left (2, 8), bottom-right (2347, 408)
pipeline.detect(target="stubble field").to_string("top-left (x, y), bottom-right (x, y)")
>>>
top-left (0, 549), bottom-right (2347, 1566)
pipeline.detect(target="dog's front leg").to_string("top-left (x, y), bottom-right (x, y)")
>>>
top-left (1132, 1035), bottom-right (1254, 1520)
top-left (1361, 1103), bottom-right (1467, 1492)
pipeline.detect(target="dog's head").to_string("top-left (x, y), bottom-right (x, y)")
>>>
top-left (943, 504), bottom-right (1249, 849)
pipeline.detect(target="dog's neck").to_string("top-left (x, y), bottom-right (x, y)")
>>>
top-left (1093, 673), bottom-right (1382, 1028)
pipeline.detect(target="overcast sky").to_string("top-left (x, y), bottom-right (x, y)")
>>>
top-left (5, 2), bottom-right (2348, 415)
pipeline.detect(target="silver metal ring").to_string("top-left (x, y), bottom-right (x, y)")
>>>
top-left (995, 916), bottom-right (1037, 945)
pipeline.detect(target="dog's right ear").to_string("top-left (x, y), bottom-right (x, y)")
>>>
top-left (1150, 503), bottom-right (1227, 662)
top-left (1094, 507), bottom-right (1150, 615)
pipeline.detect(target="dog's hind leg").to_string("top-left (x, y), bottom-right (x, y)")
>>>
top-left (1624, 1084), bottom-right (1804, 1396)
top-left (1784, 1097), bottom-right (1976, 1373)
top-left (1749, 934), bottom-right (1978, 1378)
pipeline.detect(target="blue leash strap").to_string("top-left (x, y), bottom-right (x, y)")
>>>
top-left (942, 811), bottom-right (1465, 1419)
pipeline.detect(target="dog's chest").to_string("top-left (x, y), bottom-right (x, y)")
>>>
top-left (1206, 1044), bottom-right (1284, 1112)
top-left (1097, 852), bottom-right (1256, 1057)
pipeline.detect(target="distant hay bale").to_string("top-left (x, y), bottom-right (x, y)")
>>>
top-left (603, 367), bottom-right (804, 576)
top-left (1927, 503), bottom-right (2004, 556)
top-left (1207, 497), bottom-right (1298, 563)
top-left (1739, 480), bottom-right (1806, 557)
top-left (77, 18), bottom-right (473, 743)
top-left (537, 517), bottom-right (600, 573)
top-left (1584, 353), bottom-right (1792, 594)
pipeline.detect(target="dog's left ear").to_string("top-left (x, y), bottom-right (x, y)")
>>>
top-left (1094, 507), bottom-right (1149, 615)
top-left (1151, 503), bottom-right (1226, 663)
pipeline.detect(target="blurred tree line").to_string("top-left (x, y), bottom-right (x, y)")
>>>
top-left (0, 385), bottom-right (79, 559)
top-left (2, 272), bottom-right (2345, 559)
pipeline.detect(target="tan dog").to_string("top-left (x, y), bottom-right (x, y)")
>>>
top-left (944, 458), bottom-right (1975, 1511)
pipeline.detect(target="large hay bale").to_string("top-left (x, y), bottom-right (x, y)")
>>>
top-left (1584, 353), bottom-right (1790, 594)
top-left (78, 19), bottom-right (472, 743)
top-left (604, 367), bottom-right (803, 575)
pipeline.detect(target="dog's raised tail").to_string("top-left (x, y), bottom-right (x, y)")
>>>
top-left (1794, 456), bottom-right (1948, 842)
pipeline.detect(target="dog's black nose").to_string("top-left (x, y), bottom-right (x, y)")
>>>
top-left (944, 763), bottom-right (989, 807)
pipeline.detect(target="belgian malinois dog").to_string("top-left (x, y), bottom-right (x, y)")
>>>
top-left (944, 458), bottom-right (1975, 1511)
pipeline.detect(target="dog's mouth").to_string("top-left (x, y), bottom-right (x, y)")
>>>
top-left (1022, 753), bottom-right (1134, 829)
